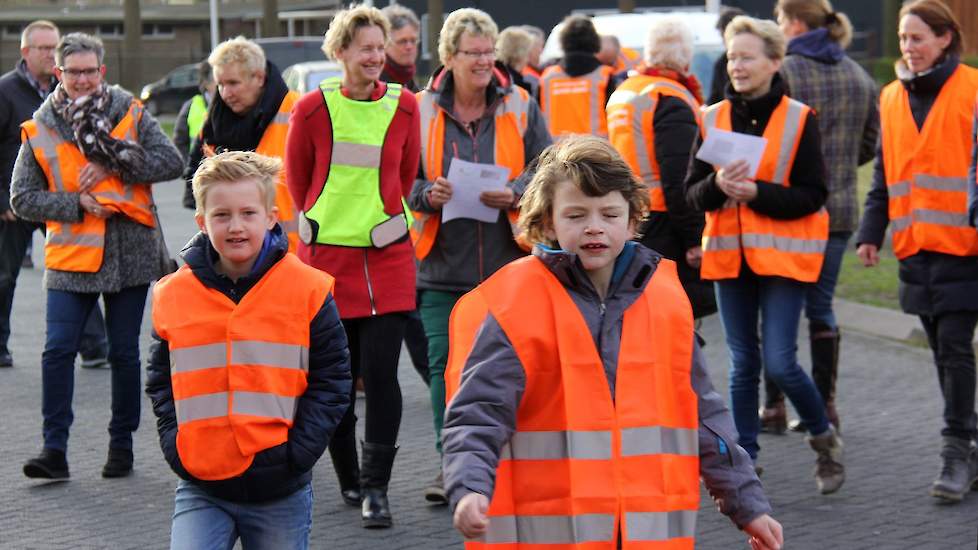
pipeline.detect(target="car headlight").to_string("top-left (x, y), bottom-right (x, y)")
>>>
top-left (140, 86), bottom-right (151, 100)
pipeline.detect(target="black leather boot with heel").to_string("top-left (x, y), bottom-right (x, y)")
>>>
top-left (360, 441), bottom-right (398, 529)
top-left (328, 429), bottom-right (362, 507)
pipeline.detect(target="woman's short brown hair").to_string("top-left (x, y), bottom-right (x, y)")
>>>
top-left (899, 0), bottom-right (963, 57)
top-left (519, 136), bottom-right (648, 247)
top-left (323, 4), bottom-right (390, 60)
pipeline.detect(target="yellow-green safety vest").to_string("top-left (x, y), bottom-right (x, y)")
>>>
top-left (186, 94), bottom-right (208, 153)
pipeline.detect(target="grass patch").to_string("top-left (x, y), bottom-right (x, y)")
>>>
top-left (835, 162), bottom-right (901, 309)
top-left (158, 119), bottom-right (175, 138)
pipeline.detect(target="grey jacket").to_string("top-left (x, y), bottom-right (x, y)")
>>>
top-left (442, 243), bottom-right (771, 529)
top-left (408, 65), bottom-right (552, 293)
top-left (10, 85), bottom-right (184, 293)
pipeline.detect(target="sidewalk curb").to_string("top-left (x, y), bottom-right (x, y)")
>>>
top-left (835, 298), bottom-right (978, 345)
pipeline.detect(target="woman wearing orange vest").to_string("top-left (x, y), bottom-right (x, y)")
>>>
top-left (409, 7), bottom-right (552, 505)
top-left (444, 136), bottom-right (782, 550)
top-left (182, 37), bottom-right (302, 252)
top-left (10, 33), bottom-right (183, 479)
top-left (606, 17), bottom-right (715, 318)
top-left (685, 17), bottom-right (845, 494)
top-left (858, 0), bottom-right (978, 503)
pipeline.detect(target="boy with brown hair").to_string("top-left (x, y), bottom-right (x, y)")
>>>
top-left (443, 136), bottom-right (783, 549)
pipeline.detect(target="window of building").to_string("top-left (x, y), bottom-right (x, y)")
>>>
top-left (2, 24), bottom-right (24, 40)
top-left (98, 23), bottom-right (123, 37)
top-left (142, 23), bottom-right (175, 38)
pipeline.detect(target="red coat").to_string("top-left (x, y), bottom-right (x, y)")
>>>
top-left (285, 81), bottom-right (420, 319)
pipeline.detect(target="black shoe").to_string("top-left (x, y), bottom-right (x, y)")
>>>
top-left (329, 430), bottom-right (361, 507)
top-left (931, 437), bottom-right (978, 503)
top-left (23, 449), bottom-right (69, 479)
top-left (360, 441), bottom-right (398, 529)
top-left (423, 470), bottom-right (448, 505)
top-left (0, 351), bottom-right (12, 368)
top-left (102, 448), bottom-right (133, 478)
top-left (80, 356), bottom-right (109, 369)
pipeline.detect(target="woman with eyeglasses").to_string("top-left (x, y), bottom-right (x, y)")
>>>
top-left (11, 32), bottom-right (182, 480)
top-left (408, 7), bottom-right (551, 506)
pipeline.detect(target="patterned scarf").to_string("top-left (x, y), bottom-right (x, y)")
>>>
top-left (51, 83), bottom-right (145, 174)
top-left (635, 65), bottom-right (704, 105)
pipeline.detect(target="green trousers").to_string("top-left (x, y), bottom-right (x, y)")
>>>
top-left (419, 289), bottom-right (466, 454)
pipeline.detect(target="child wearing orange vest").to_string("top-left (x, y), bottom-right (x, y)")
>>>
top-left (443, 136), bottom-right (783, 550)
top-left (146, 151), bottom-right (352, 549)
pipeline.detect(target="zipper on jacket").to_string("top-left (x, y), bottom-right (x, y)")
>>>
top-left (363, 250), bottom-right (377, 315)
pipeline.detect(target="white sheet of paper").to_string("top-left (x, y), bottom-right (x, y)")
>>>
top-left (442, 159), bottom-right (511, 224)
top-left (695, 127), bottom-right (768, 178)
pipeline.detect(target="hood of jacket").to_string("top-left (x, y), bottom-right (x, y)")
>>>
top-left (531, 241), bottom-right (659, 305)
top-left (787, 28), bottom-right (845, 64)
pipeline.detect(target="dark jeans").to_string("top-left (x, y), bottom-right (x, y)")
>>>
top-left (404, 294), bottom-right (430, 385)
top-left (920, 311), bottom-right (978, 441)
top-left (333, 313), bottom-right (407, 446)
top-left (42, 285), bottom-right (148, 453)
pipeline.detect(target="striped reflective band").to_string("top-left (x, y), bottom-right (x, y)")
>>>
top-left (610, 90), bottom-right (657, 180)
top-left (892, 209), bottom-right (970, 232)
top-left (28, 124), bottom-right (68, 191)
top-left (279, 218), bottom-right (299, 234)
top-left (625, 510), bottom-right (697, 541)
top-left (915, 174), bottom-right (967, 192)
top-left (232, 391), bottom-right (296, 420)
top-left (741, 233), bottom-right (826, 254)
top-left (703, 235), bottom-right (740, 251)
top-left (620, 426), bottom-right (698, 457)
top-left (332, 141), bottom-right (383, 169)
top-left (171, 342), bottom-right (227, 374)
top-left (500, 430), bottom-right (612, 460)
top-left (703, 106), bottom-right (719, 129)
top-left (772, 99), bottom-right (805, 184)
top-left (480, 514), bottom-right (614, 545)
top-left (176, 392), bottom-right (228, 423)
top-left (231, 340), bottom-right (309, 372)
top-left (272, 112), bottom-right (290, 125)
top-left (888, 180), bottom-right (910, 197)
top-left (46, 231), bottom-right (104, 247)
top-left (640, 81), bottom-right (697, 108)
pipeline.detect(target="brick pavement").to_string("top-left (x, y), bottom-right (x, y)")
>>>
top-left (1, 181), bottom-right (976, 549)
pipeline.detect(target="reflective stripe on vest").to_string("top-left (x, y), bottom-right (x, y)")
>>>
top-left (412, 84), bottom-right (531, 260)
top-left (699, 97), bottom-right (828, 283)
top-left (541, 64), bottom-right (613, 137)
top-left (302, 78), bottom-right (405, 247)
top-left (880, 64), bottom-right (978, 260)
top-left (151, 254), bottom-right (333, 481)
top-left (22, 100), bottom-right (155, 273)
top-left (254, 90), bottom-right (300, 252)
top-left (186, 94), bottom-right (208, 153)
top-left (446, 256), bottom-right (698, 549)
top-left (607, 75), bottom-right (701, 211)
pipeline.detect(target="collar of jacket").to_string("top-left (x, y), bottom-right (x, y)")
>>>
top-left (531, 241), bottom-right (659, 304)
top-left (725, 72), bottom-right (788, 127)
top-left (426, 61), bottom-right (514, 118)
top-left (787, 28), bottom-right (844, 64)
top-left (897, 54), bottom-right (959, 95)
top-left (15, 58), bottom-right (56, 97)
top-left (179, 223), bottom-right (289, 302)
top-left (560, 51), bottom-right (604, 77)
top-left (203, 60), bottom-right (290, 151)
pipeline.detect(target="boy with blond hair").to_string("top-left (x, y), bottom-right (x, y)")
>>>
top-left (146, 151), bottom-right (351, 549)
top-left (443, 136), bottom-right (783, 549)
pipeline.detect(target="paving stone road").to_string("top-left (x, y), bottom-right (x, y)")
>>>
top-left (1, 181), bottom-right (976, 549)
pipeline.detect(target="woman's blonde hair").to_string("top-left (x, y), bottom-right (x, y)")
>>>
top-left (438, 8), bottom-right (498, 66)
top-left (323, 5), bottom-right (390, 60)
top-left (644, 17), bottom-right (695, 72)
top-left (519, 136), bottom-right (648, 247)
top-left (775, 0), bottom-right (853, 48)
top-left (192, 151), bottom-right (280, 216)
top-left (208, 36), bottom-right (266, 75)
top-left (724, 16), bottom-right (787, 61)
top-left (496, 26), bottom-right (533, 68)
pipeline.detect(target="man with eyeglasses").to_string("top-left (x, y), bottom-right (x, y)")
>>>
top-left (380, 4), bottom-right (421, 93)
top-left (0, 20), bottom-right (110, 370)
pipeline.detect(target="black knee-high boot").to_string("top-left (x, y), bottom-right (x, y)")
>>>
top-left (360, 441), bottom-right (398, 528)
top-left (328, 428), bottom-right (361, 506)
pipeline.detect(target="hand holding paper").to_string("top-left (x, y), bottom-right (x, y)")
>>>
top-left (443, 159), bottom-right (512, 223)
top-left (695, 127), bottom-right (767, 179)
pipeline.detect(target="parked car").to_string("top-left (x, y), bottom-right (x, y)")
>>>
top-left (282, 60), bottom-right (343, 94)
top-left (540, 10), bottom-right (723, 95)
top-left (256, 37), bottom-right (326, 72)
top-left (140, 63), bottom-right (200, 115)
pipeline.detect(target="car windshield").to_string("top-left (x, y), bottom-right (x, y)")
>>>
top-left (306, 69), bottom-right (343, 92)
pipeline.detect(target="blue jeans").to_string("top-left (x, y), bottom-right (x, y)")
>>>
top-left (170, 480), bottom-right (313, 550)
top-left (804, 232), bottom-right (852, 329)
top-left (41, 285), bottom-right (148, 453)
top-left (716, 272), bottom-right (830, 459)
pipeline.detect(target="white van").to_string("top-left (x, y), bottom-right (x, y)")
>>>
top-left (540, 11), bottom-right (724, 94)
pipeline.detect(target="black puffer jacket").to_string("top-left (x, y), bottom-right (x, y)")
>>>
top-left (145, 226), bottom-right (352, 502)
top-left (857, 55), bottom-right (978, 316)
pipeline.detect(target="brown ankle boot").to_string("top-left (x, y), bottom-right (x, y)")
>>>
top-left (759, 399), bottom-right (787, 435)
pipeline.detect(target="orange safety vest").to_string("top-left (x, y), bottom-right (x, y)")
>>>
top-left (607, 75), bottom-right (701, 212)
top-left (521, 65), bottom-right (541, 80)
top-left (879, 64), bottom-right (978, 260)
top-left (151, 254), bottom-right (333, 481)
top-left (446, 256), bottom-right (699, 550)
top-left (254, 90), bottom-right (301, 253)
top-left (412, 82), bottom-right (532, 260)
top-left (21, 100), bottom-right (155, 273)
top-left (614, 47), bottom-right (641, 74)
top-left (699, 97), bottom-right (828, 283)
top-left (540, 64), bottom-right (614, 137)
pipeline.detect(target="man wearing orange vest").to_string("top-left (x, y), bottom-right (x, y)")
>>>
top-left (540, 16), bottom-right (616, 138)
top-left (443, 136), bottom-right (782, 550)
top-left (182, 37), bottom-right (302, 252)
top-left (147, 151), bottom-right (351, 547)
